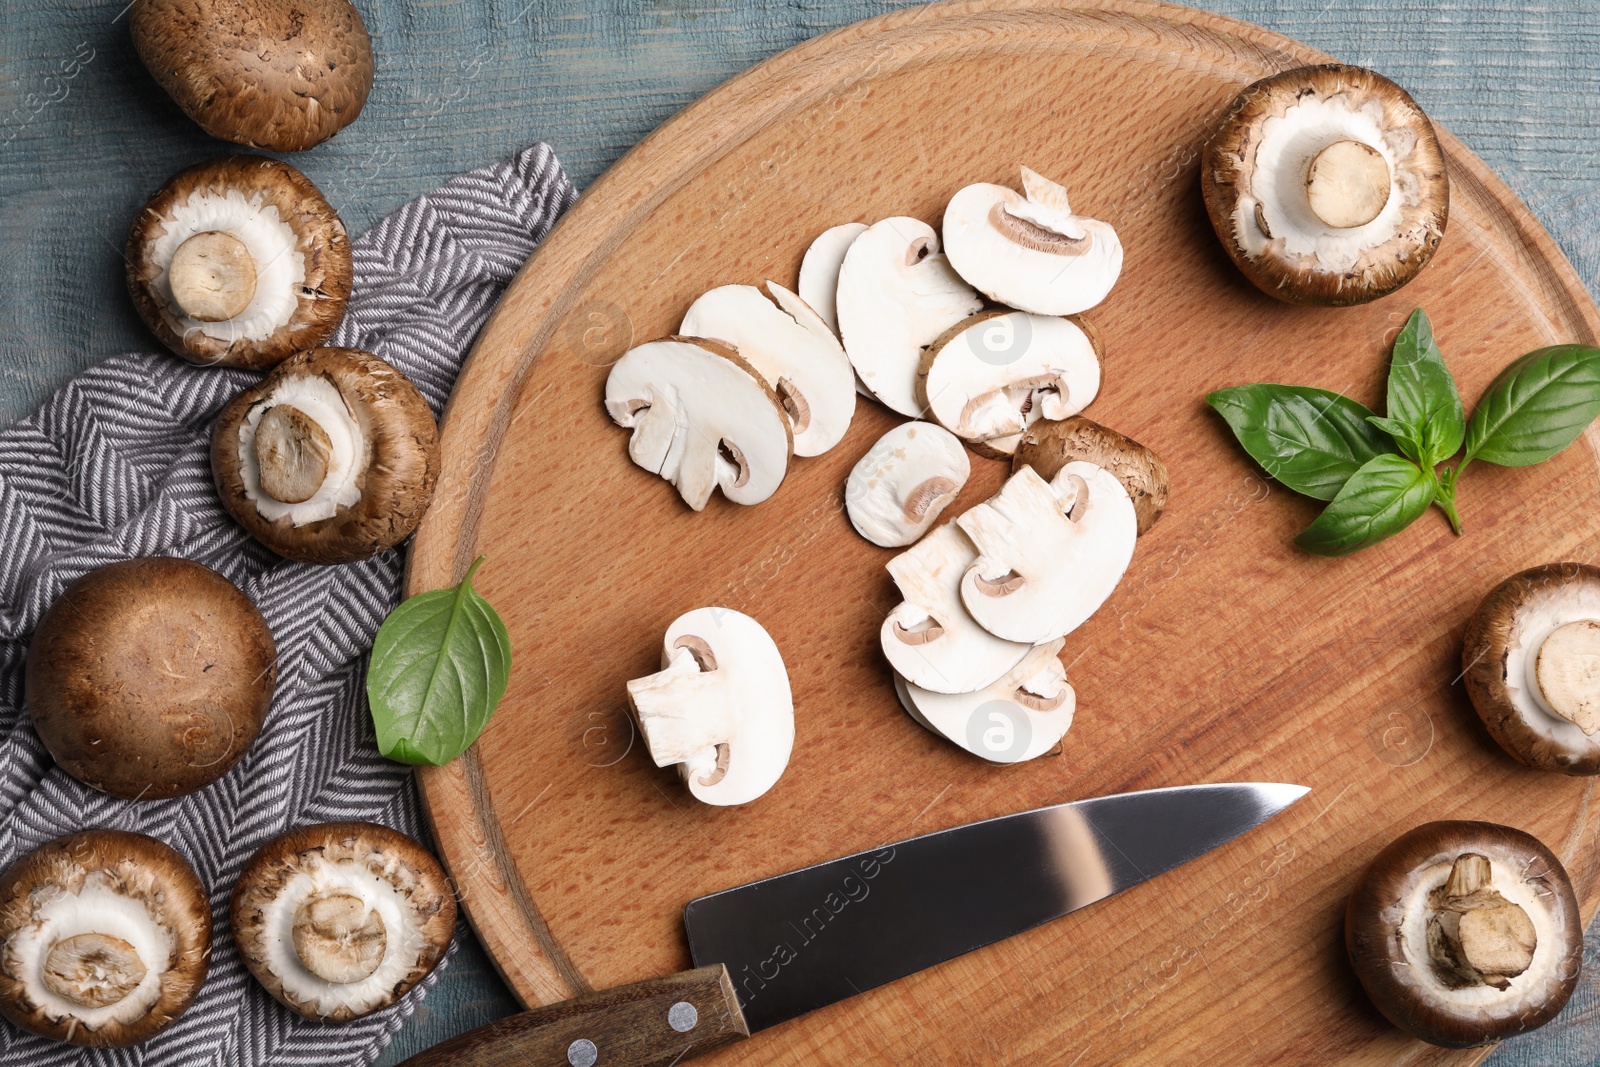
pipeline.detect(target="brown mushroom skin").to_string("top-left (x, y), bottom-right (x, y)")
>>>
top-left (130, 0), bottom-right (374, 152)
top-left (0, 831), bottom-right (211, 1046)
top-left (230, 822), bottom-right (455, 1021)
top-left (1012, 416), bottom-right (1169, 534)
top-left (1463, 563), bottom-right (1600, 775)
top-left (25, 558), bottom-right (276, 800)
top-left (1346, 821), bottom-right (1582, 1048)
top-left (1201, 64), bottom-right (1449, 307)
top-left (126, 156), bottom-right (352, 369)
top-left (212, 348), bottom-right (440, 565)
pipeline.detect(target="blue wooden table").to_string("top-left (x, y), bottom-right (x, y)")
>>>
top-left (5, 1), bottom-right (1600, 1063)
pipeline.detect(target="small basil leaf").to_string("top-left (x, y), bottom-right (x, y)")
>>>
top-left (367, 556), bottom-right (512, 766)
top-left (1385, 309), bottom-right (1465, 467)
top-left (1366, 415), bottom-right (1423, 463)
top-left (1294, 454), bottom-right (1436, 557)
top-left (1463, 345), bottom-right (1600, 467)
top-left (1207, 384), bottom-right (1396, 500)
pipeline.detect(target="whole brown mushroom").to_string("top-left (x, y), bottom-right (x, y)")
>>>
top-left (26, 558), bottom-right (277, 800)
top-left (131, 0), bottom-right (374, 152)
top-left (0, 831), bottom-right (211, 1046)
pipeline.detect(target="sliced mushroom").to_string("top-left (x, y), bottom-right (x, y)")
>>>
top-left (605, 337), bottom-right (793, 510)
top-left (212, 347), bottom-right (440, 564)
top-left (626, 608), bottom-right (794, 806)
top-left (131, 0), bottom-right (374, 152)
top-left (942, 167), bottom-right (1123, 316)
top-left (231, 822), bottom-right (455, 1022)
top-left (126, 156), bottom-right (352, 369)
top-left (958, 463), bottom-right (1137, 644)
top-left (1462, 563), bottom-right (1600, 775)
top-left (680, 282), bottom-right (856, 456)
top-left (1346, 821), bottom-right (1581, 1047)
top-left (0, 831), bottom-right (210, 1046)
top-left (881, 523), bottom-right (1032, 694)
top-left (1013, 417), bottom-right (1170, 535)
top-left (835, 217), bottom-right (983, 417)
top-left (894, 639), bottom-right (1075, 764)
top-left (845, 422), bottom-right (970, 548)
top-left (1201, 64), bottom-right (1449, 306)
top-left (797, 222), bottom-right (867, 335)
top-left (26, 557), bottom-right (276, 800)
top-left (919, 310), bottom-right (1102, 458)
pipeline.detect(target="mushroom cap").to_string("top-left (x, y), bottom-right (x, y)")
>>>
top-left (1201, 64), bottom-right (1448, 307)
top-left (1345, 821), bottom-right (1581, 1047)
top-left (1013, 416), bottom-right (1170, 535)
top-left (0, 830), bottom-right (211, 1046)
top-left (797, 222), bottom-right (867, 336)
top-left (1462, 563), bottom-right (1600, 775)
top-left (845, 421), bottom-right (970, 548)
top-left (25, 557), bottom-right (276, 800)
top-left (894, 638), bottom-right (1075, 764)
top-left (212, 347), bottom-right (440, 565)
top-left (126, 155), bottom-right (352, 369)
top-left (230, 821), bottom-right (455, 1021)
top-left (130, 0), bottom-right (374, 152)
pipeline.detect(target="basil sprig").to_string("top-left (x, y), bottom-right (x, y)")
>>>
top-left (367, 556), bottom-right (512, 765)
top-left (1207, 309), bottom-right (1600, 557)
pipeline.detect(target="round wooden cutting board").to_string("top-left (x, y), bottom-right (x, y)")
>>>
top-left (407, 2), bottom-right (1600, 1063)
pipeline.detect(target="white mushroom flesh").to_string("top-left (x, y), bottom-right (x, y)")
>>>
top-left (1503, 583), bottom-right (1600, 740)
top-left (894, 638), bottom-right (1075, 763)
top-left (237, 374), bottom-right (366, 526)
top-left (797, 222), bottom-right (867, 335)
top-left (845, 421), bottom-right (970, 548)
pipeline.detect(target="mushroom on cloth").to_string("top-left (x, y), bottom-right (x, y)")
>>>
top-left (845, 421), bottom-right (970, 548)
top-left (127, 156), bottom-right (352, 369)
top-left (0, 831), bottom-right (210, 1046)
top-left (894, 638), bottom-right (1075, 764)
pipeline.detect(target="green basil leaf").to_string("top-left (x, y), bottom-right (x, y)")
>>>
top-left (1207, 384), bottom-right (1396, 500)
top-left (1366, 415), bottom-right (1422, 458)
top-left (1294, 454), bottom-right (1436, 557)
top-left (1463, 345), bottom-right (1600, 467)
top-left (1385, 309), bottom-right (1464, 467)
top-left (367, 556), bottom-right (512, 766)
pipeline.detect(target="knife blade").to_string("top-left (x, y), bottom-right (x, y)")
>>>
top-left (398, 782), bottom-right (1306, 1066)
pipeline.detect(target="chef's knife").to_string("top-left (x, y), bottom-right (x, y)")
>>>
top-left (398, 782), bottom-right (1307, 1066)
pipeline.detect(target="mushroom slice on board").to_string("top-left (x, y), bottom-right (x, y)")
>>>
top-left (845, 421), bottom-right (970, 548)
top-left (680, 282), bottom-right (857, 456)
top-left (231, 822), bottom-right (456, 1022)
top-left (130, 0), bottom-right (374, 152)
top-left (0, 831), bottom-right (210, 1047)
top-left (1346, 821), bottom-right (1582, 1048)
top-left (942, 167), bottom-right (1123, 316)
top-left (626, 608), bottom-right (795, 806)
top-left (1201, 64), bottom-right (1449, 306)
top-left (920, 310), bottom-right (1102, 458)
top-left (212, 347), bottom-right (440, 565)
top-left (605, 337), bottom-right (793, 510)
top-left (126, 156), bottom-right (352, 369)
top-left (836, 217), bottom-right (983, 417)
top-left (797, 222), bottom-right (867, 335)
top-left (26, 557), bottom-right (276, 800)
top-left (1462, 563), bottom-right (1600, 775)
top-left (881, 523), bottom-right (1032, 695)
top-left (958, 463), bottom-right (1138, 644)
top-left (894, 639), bottom-right (1075, 764)
top-left (1013, 416), bottom-right (1170, 535)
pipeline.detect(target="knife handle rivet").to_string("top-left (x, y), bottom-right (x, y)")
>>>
top-left (667, 1001), bottom-right (699, 1033)
top-left (566, 1037), bottom-right (598, 1066)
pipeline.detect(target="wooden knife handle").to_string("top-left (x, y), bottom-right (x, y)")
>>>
top-left (394, 965), bottom-right (749, 1067)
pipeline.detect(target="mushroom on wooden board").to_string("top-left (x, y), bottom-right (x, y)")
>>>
top-left (1013, 417), bottom-right (1170, 535)
top-left (1462, 563), bottom-right (1600, 774)
top-left (26, 557), bottom-right (276, 800)
top-left (845, 421), bottom-right (970, 548)
top-left (894, 639), bottom-right (1075, 764)
top-left (0, 831), bottom-right (210, 1047)
top-left (212, 347), bottom-right (439, 565)
top-left (942, 167), bottom-right (1123, 316)
top-left (1201, 64), bottom-right (1449, 306)
top-left (130, 0), bottom-right (374, 152)
top-left (626, 608), bottom-right (795, 806)
top-left (797, 222), bottom-right (867, 336)
top-left (1346, 821), bottom-right (1581, 1048)
top-left (126, 156), bottom-right (352, 369)
top-left (231, 822), bottom-right (455, 1021)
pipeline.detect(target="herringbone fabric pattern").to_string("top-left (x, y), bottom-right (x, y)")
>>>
top-left (0, 143), bottom-right (575, 1066)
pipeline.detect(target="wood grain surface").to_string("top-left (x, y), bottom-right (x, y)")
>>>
top-left (405, 1), bottom-right (1600, 1062)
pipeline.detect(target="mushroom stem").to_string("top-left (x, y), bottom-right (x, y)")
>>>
top-left (1305, 140), bottom-right (1391, 229)
top-left (42, 933), bottom-right (147, 1009)
top-left (169, 230), bottom-right (257, 322)
top-left (1534, 619), bottom-right (1600, 734)
top-left (1427, 853), bottom-right (1537, 990)
top-left (253, 405), bottom-right (334, 504)
top-left (291, 892), bottom-right (388, 984)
